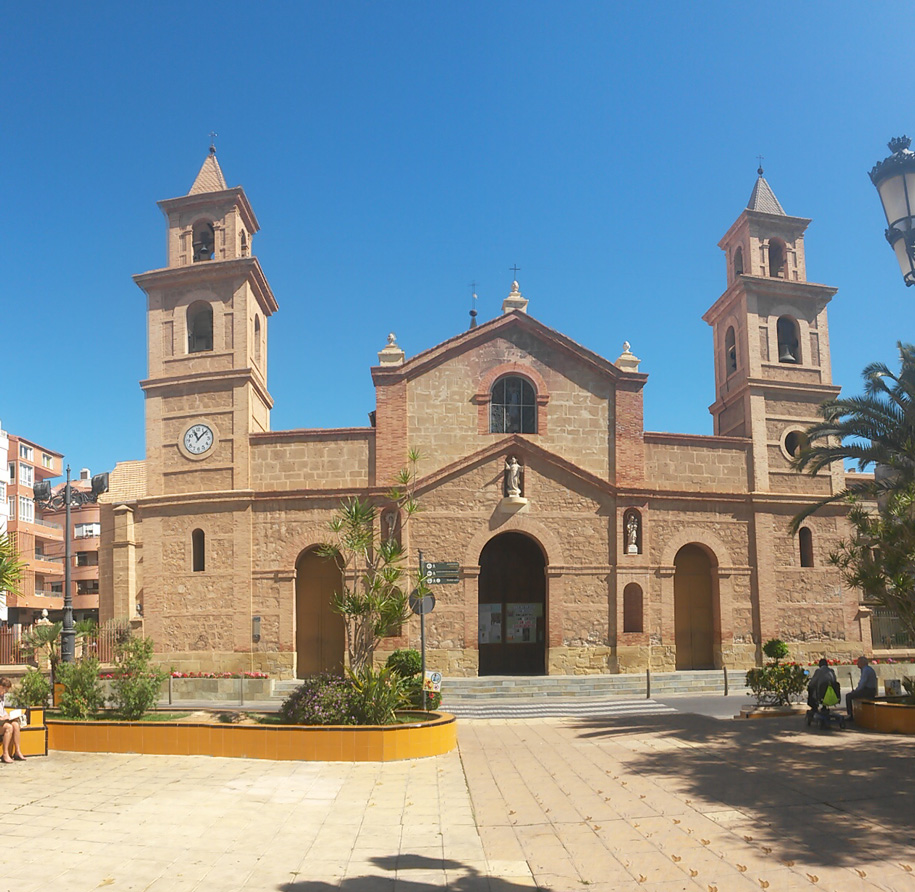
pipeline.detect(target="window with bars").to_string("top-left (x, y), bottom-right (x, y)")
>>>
top-left (490, 376), bottom-right (537, 434)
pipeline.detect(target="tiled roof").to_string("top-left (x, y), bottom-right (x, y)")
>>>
top-left (747, 174), bottom-right (785, 215)
top-left (100, 460), bottom-right (147, 503)
top-left (188, 152), bottom-right (228, 195)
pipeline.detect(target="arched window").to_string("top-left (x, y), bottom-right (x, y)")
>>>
top-left (490, 376), bottom-right (537, 434)
top-left (799, 527), bottom-right (814, 567)
top-left (623, 583), bottom-right (643, 633)
top-left (192, 221), bottom-right (215, 262)
top-left (240, 230), bottom-right (249, 258)
top-left (725, 326), bottom-right (737, 375)
top-left (777, 316), bottom-right (800, 363)
top-left (192, 529), bottom-right (205, 572)
top-left (733, 246), bottom-right (744, 277)
top-left (187, 301), bottom-right (214, 353)
top-left (254, 315), bottom-right (261, 364)
top-left (768, 238), bottom-right (786, 278)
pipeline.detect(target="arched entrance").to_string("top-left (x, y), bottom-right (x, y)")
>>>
top-left (294, 549), bottom-right (345, 678)
top-left (673, 544), bottom-right (716, 670)
top-left (478, 532), bottom-right (546, 675)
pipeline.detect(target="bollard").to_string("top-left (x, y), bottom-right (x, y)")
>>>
top-left (240, 675), bottom-right (245, 707)
top-left (646, 667), bottom-right (651, 699)
top-left (723, 666), bottom-right (729, 696)
top-left (168, 675), bottom-right (173, 706)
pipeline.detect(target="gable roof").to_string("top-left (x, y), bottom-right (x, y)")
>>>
top-left (412, 433), bottom-right (617, 500)
top-left (371, 310), bottom-right (647, 386)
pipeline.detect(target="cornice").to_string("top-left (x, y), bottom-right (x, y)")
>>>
top-left (140, 366), bottom-right (274, 410)
top-left (133, 256), bottom-right (278, 315)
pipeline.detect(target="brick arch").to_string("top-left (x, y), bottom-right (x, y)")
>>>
top-left (462, 516), bottom-right (566, 568)
top-left (659, 528), bottom-right (732, 571)
top-left (474, 362), bottom-right (551, 435)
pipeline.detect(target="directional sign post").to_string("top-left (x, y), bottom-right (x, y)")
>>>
top-left (416, 552), bottom-right (461, 710)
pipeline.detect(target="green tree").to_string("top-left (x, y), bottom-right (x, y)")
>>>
top-left (109, 635), bottom-right (169, 720)
top-left (792, 342), bottom-right (915, 637)
top-left (0, 532), bottom-right (25, 597)
top-left (319, 449), bottom-right (422, 672)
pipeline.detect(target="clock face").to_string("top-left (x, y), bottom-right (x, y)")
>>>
top-left (183, 423), bottom-right (214, 455)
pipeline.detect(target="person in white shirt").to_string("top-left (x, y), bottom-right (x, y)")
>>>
top-left (0, 676), bottom-right (25, 762)
top-left (845, 656), bottom-right (878, 721)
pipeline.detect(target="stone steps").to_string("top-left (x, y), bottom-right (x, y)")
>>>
top-left (272, 669), bottom-right (744, 703)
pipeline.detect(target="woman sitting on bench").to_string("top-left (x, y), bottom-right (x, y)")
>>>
top-left (0, 676), bottom-right (25, 762)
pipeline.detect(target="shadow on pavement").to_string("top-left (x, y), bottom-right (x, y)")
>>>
top-left (279, 854), bottom-right (529, 890)
top-left (570, 710), bottom-right (915, 868)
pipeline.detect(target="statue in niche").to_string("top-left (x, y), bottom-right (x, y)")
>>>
top-left (626, 512), bottom-right (640, 555)
top-left (504, 456), bottom-right (522, 498)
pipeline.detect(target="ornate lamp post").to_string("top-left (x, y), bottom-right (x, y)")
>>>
top-left (869, 136), bottom-right (915, 286)
top-left (33, 466), bottom-right (108, 663)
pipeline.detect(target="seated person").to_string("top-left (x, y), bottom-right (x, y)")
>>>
top-left (846, 655), bottom-right (878, 721)
top-left (0, 676), bottom-right (25, 763)
top-left (807, 658), bottom-right (839, 712)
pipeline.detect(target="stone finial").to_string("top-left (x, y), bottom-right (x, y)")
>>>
top-left (377, 332), bottom-right (405, 366)
top-left (502, 280), bottom-right (529, 314)
top-left (615, 341), bottom-right (641, 373)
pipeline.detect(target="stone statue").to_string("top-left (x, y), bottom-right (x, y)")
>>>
top-left (382, 509), bottom-right (399, 542)
top-left (626, 512), bottom-right (640, 554)
top-left (505, 456), bottom-right (522, 498)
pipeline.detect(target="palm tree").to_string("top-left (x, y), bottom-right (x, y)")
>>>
top-left (791, 342), bottom-right (915, 638)
top-left (0, 532), bottom-right (25, 596)
top-left (790, 341), bottom-right (915, 531)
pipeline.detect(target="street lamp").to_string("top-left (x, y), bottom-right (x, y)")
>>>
top-left (869, 136), bottom-right (915, 286)
top-left (33, 466), bottom-right (109, 663)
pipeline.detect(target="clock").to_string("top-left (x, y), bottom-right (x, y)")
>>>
top-left (183, 423), bottom-right (214, 455)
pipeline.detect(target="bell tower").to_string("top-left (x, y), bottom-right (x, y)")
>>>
top-left (135, 147), bottom-right (278, 497)
top-left (703, 168), bottom-right (841, 494)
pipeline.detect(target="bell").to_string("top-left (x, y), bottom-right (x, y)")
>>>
top-left (778, 343), bottom-right (797, 363)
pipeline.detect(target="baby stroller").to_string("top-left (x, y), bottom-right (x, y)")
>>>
top-left (806, 664), bottom-right (845, 731)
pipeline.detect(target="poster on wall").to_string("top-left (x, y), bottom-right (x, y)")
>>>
top-left (479, 604), bottom-right (502, 644)
top-left (505, 603), bottom-right (543, 643)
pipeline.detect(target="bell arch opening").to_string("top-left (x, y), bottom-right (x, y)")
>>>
top-left (478, 531), bottom-right (546, 675)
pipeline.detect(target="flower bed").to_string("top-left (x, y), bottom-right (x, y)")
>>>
top-left (46, 711), bottom-right (456, 761)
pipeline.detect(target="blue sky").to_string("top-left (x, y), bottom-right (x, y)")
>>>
top-left (3, 3), bottom-right (913, 478)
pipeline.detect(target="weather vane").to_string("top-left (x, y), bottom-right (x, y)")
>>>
top-left (209, 131), bottom-right (219, 154)
top-left (757, 154), bottom-right (764, 175)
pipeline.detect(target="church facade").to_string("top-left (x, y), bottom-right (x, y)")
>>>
top-left (98, 151), bottom-right (871, 677)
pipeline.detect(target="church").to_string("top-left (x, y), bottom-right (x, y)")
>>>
top-left (98, 150), bottom-right (869, 678)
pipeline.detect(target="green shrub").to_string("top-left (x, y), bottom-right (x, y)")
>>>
top-left (109, 636), bottom-right (169, 720)
top-left (347, 666), bottom-right (408, 725)
top-left (386, 648), bottom-right (422, 678)
top-left (280, 674), bottom-right (358, 725)
top-left (9, 669), bottom-right (50, 708)
top-left (56, 657), bottom-right (105, 719)
top-left (762, 638), bottom-right (790, 663)
top-left (746, 664), bottom-right (808, 706)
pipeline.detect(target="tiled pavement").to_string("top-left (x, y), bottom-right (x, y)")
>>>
top-left (461, 713), bottom-right (915, 891)
top-left (2, 709), bottom-right (915, 891)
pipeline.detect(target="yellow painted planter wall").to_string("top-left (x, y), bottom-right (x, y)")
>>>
top-left (47, 713), bottom-right (457, 761)
top-left (854, 698), bottom-right (915, 735)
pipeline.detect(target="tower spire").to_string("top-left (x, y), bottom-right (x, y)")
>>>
top-left (188, 145), bottom-right (228, 196)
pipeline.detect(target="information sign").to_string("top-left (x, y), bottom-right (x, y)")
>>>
top-left (421, 560), bottom-right (460, 585)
